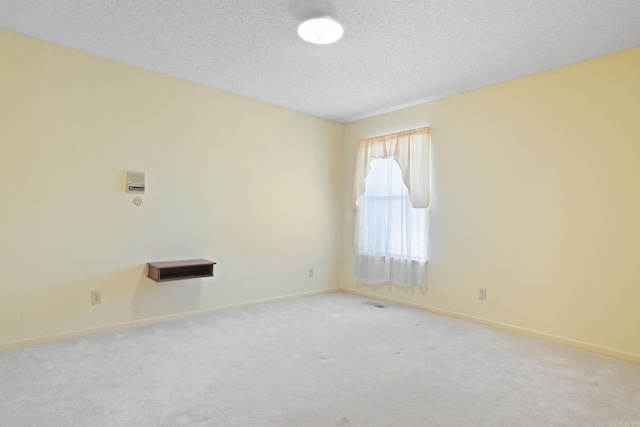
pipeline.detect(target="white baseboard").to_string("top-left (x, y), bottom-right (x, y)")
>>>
top-left (342, 288), bottom-right (640, 365)
top-left (0, 288), bottom-right (338, 351)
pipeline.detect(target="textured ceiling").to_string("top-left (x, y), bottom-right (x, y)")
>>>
top-left (1, 0), bottom-right (639, 122)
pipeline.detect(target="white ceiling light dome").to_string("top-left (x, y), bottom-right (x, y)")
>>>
top-left (298, 17), bottom-right (343, 44)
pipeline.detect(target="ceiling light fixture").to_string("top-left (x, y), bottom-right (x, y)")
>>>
top-left (298, 17), bottom-right (343, 44)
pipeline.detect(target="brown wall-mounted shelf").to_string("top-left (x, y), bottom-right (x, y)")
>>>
top-left (147, 259), bottom-right (216, 282)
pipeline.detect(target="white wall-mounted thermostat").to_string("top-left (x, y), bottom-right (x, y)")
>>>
top-left (127, 171), bottom-right (145, 193)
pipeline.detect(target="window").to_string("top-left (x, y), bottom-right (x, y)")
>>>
top-left (358, 157), bottom-right (428, 260)
top-left (353, 127), bottom-right (430, 286)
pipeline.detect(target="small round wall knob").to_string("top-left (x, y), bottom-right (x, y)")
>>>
top-left (133, 196), bottom-right (143, 206)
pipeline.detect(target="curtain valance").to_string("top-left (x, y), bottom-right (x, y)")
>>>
top-left (353, 127), bottom-right (430, 209)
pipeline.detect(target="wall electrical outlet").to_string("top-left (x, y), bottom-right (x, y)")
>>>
top-left (478, 288), bottom-right (487, 300)
top-left (308, 268), bottom-right (314, 278)
top-left (91, 290), bottom-right (102, 305)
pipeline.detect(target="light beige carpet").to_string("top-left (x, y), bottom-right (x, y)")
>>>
top-left (1, 292), bottom-right (639, 426)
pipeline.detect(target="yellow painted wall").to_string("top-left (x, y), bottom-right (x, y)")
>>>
top-left (342, 47), bottom-right (640, 360)
top-left (0, 30), bottom-right (343, 346)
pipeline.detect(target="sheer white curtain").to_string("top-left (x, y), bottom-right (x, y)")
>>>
top-left (353, 128), bottom-right (430, 286)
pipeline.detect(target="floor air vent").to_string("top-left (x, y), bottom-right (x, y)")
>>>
top-left (363, 301), bottom-right (386, 308)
